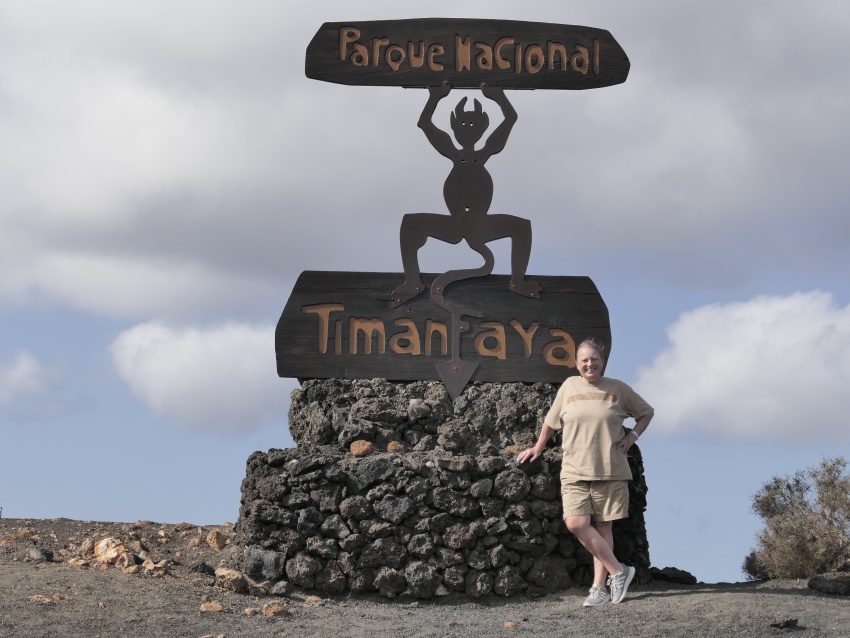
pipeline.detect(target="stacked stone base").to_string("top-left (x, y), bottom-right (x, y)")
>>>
top-left (234, 379), bottom-right (651, 599)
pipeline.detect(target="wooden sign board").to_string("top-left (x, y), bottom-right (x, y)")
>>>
top-left (305, 18), bottom-right (629, 90)
top-left (276, 271), bottom-right (611, 386)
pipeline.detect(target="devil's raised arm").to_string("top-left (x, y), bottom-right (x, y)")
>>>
top-left (417, 82), bottom-right (456, 159)
top-left (479, 84), bottom-right (516, 160)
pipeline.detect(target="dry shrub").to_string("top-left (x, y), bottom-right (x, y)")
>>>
top-left (744, 457), bottom-right (850, 580)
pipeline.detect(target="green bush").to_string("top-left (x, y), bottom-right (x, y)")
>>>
top-left (743, 456), bottom-right (850, 580)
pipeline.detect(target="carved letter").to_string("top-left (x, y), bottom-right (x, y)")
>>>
top-left (372, 37), bottom-right (389, 67)
top-left (548, 41), bottom-right (568, 70)
top-left (349, 318), bottom-right (386, 355)
top-left (408, 41), bottom-right (426, 68)
top-left (543, 329), bottom-right (576, 367)
top-left (334, 319), bottom-right (342, 355)
top-left (495, 37), bottom-right (514, 70)
top-left (474, 322), bottom-right (507, 360)
top-left (427, 43), bottom-right (444, 71)
top-left (455, 35), bottom-right (471, 72)
top-left (389, 318), bottom-right (421, 355)
top-left (350, 42), bottom-right (369, 66)
top-left (594, 39), bottom-right (600, 74)
top-left (302, 303), bottom-right (344, 354)
top-left (570, 45), bottom-right (589, 74)
top-left (425, 320), bottom-right (448, 356)
top-left (339, 27), bottom-right (360, 61)
top-left (525, 45), bottom-right (544, 74)
top-left (475, 43), bottom-right (493, 70)
top-left (510, 320), bottom-right (539, 359)
top-left (515, 43), bottom-right (522, 73)
top-left (386, 44), bottom-right (406, 71)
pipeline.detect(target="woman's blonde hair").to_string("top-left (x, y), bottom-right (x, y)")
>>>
top-left (576, 338), bottom-right (606, 360)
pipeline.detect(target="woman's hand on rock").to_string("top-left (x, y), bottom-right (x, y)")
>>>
top-left (515, 447), bottom-right (541, 464)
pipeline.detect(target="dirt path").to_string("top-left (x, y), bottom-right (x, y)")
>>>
top-left (2, 518), bottom-right (849, 638)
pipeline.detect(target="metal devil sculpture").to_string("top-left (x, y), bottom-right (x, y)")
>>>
top-left (277, 18), bottom-right (629, 399)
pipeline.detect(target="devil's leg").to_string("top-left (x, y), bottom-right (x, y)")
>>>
top-left (392, 213), bottom-right (464, 307)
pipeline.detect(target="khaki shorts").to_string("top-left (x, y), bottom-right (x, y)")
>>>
top-left (561, 478), bottom-right (629, 522)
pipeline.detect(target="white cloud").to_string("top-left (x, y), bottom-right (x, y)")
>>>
top-left (0, 1), bottom-right (849, 321)
top-left (0, 250), bottom-right (281, 320)
top-left (0, 351), bottom-right (47, 406)
top-left (110, 321), bottom-right (291, 431)
top-left (635, 291), bottom-right (850, 442)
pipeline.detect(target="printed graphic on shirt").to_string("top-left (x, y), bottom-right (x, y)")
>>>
top-left (566, 393), bottom-right (617, 403)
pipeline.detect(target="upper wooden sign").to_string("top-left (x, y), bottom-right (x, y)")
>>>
top-left (305, 18), bottom-right (630, 90)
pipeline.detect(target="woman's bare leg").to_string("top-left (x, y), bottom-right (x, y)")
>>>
top-left (590, 520), bottom-right (614, 586)
top-left (565, 515), bottom-right (621, 583)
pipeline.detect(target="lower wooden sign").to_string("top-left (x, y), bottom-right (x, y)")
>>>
top-left (277, 271), bottom-right (610, 396)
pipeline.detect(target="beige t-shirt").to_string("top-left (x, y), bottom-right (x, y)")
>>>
top-left (544, 376), bottom-right (654, 481)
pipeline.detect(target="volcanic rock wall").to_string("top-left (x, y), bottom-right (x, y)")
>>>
top-left (234, 378), bottom-right (651, 598)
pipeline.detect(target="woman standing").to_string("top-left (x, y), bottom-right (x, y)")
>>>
top-left (516, 339), bottom-right (653, 606)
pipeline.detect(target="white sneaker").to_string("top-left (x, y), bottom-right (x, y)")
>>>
top-left (609, 564), bottom-right (635, 603)
top-left (582, 584), bottom-right (611, 607)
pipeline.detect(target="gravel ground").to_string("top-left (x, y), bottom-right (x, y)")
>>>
top-left (2, 518), bottom-right (849, 638)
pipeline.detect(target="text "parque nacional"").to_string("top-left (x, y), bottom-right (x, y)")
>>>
top-left (339, 27), bottom-right (602, 76)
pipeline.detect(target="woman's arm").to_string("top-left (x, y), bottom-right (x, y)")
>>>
top-left (516, 422), bottom-right (557, 464)
top-left (616, 412), bottom-right (653, 455)
top-left (632, 413), bottom-right (652, 439)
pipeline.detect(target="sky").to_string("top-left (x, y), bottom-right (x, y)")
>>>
top-left (2, 0), bottom-right (849, 584)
